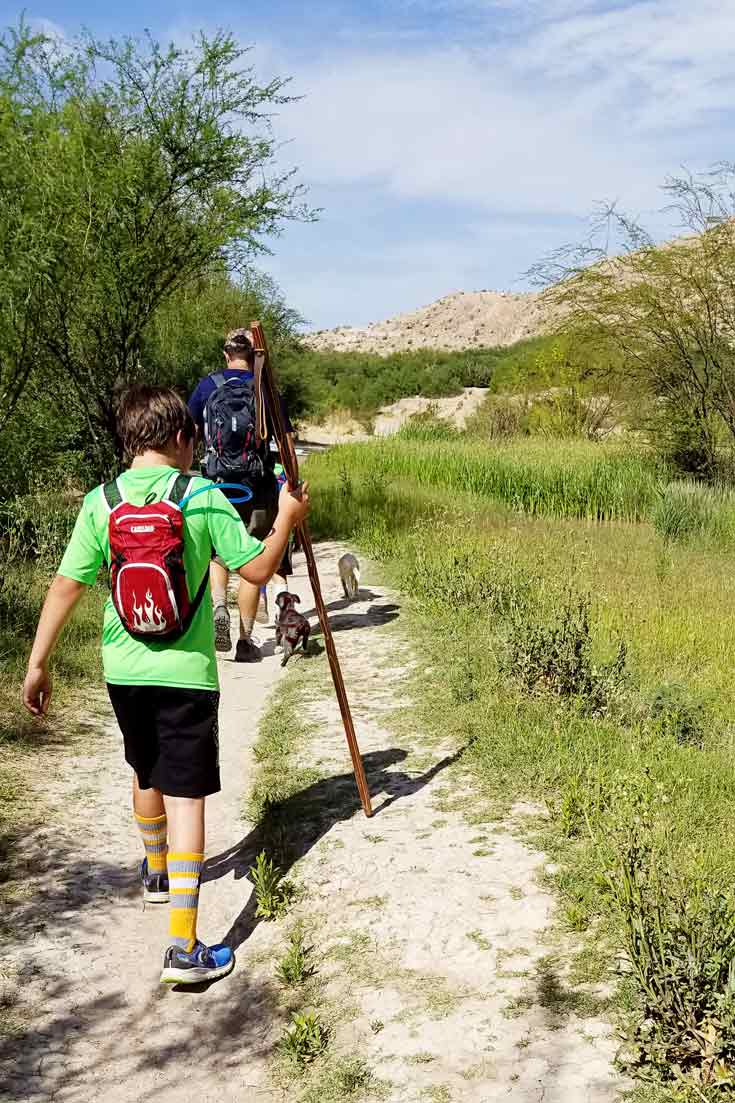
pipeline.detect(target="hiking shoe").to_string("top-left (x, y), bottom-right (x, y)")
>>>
top-left (213, 603), bottom-right (231, 653)
top-left (235, 636), bottom-right (262, 663)
top-left (160, 940), bottom-right (235, 985)
top-left (140, 857), bottom-right (169, 904)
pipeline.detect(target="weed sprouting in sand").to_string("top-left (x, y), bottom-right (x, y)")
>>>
top-left (250, 850), bottom-right (296, 920)
top-left (278, 1010), bottom-right (329, 1066)
top-left (277, 927), bottom-right (315, 987)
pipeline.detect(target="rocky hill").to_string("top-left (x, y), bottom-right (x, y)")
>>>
top-left (304, 288), bottom-right (555, 355)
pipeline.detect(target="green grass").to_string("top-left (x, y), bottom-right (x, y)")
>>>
top-left (306, 436), bottom-right (735, 1098)
top-left (312, 436), bottom-right (666, 524)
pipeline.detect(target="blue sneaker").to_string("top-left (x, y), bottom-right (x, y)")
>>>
top-left (160, 940), bottom-right (235, 985)
top-left (140, 857), bottom-right (169, 904)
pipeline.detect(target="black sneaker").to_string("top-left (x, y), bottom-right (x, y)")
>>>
top-left (235, 637), bottom-right (262, 663)
top-left (140, 857), bottom-right (169, 904)
top-left (160, 940), bottom-right (235, 985)
top-left (213, 603), bottom-right (231, 653)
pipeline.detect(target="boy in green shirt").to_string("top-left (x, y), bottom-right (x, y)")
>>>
top-left (22, 385), bottom-right (309, 985)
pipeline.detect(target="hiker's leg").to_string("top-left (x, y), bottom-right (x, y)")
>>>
top-left (240, 478), bottom-right (279, 640)
top-left (211, 559), bottom-right (232, 652)
top-left (237, 578), bottom-right (261, 640)
top-left (133, 774), bottom-right (167, 874)
top-left (210, 559), bottom-right (228, 609)
top-left (164, 794), bottom-right (205, 952)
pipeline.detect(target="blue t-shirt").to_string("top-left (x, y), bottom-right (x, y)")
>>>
top-left (188, 369), bottom-right (293, 438)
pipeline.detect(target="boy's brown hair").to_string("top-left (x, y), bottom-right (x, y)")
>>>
top-left (117, 385), bottom-right (195, 459)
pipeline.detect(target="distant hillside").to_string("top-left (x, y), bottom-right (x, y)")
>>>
top-left (304, 289), bottom-right (556, 355)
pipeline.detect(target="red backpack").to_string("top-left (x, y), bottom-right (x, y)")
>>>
top-left (102, 473), bottom-right (209, 642)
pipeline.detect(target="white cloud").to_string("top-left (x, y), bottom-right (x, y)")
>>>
top-left (269, 0), bottom-right (735, 215)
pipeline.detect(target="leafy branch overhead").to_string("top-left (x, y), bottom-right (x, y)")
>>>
top-left (532, 166), bottom-right (735, 476)
top-left (0, 20), bottom-right (314, 470)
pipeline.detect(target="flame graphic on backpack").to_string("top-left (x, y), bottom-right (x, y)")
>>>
top-left (103, 473), bottom-right (209, 642)
top-left (132, 590), bottom-right (168, 633)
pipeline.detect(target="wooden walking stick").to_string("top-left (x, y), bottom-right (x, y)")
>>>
top-left (249, 321), bottom-right (374, 818)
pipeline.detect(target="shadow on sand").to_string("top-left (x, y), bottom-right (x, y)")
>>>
top-left (203, 745), bottom-right (466, 953)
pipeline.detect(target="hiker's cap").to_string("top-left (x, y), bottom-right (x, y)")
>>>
top-left (223, 328), bottom-right (253, 353)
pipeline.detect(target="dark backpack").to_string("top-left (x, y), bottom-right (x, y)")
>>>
top-left (202, 372), bottom-right (272, 483)
top-left (103, 473), bottom-right (209, 642)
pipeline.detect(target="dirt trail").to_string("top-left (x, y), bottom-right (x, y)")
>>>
top-left (1, 545), bottom-right (624, 1102)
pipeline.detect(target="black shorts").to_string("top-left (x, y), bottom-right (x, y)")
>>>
top-left (214, 474), bottom-right (279, 566)
top-left (107, 684), bottom-right (221, 798)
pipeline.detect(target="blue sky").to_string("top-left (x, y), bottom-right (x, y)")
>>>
top-left (6, 1), bottom-right (735, 329)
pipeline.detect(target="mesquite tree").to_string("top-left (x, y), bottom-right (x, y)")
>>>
top-left (0, 24), bottom-right (310, 474)
top-left (533, 167), bottom-right (735, 475)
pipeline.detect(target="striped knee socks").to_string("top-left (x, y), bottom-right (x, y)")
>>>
top-left (167, 852), bottom-right (204, 952)
top-left (135, 813), bottom-right (167, 874)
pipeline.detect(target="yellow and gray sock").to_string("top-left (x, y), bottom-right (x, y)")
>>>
top-left (135, 813), bottom-right (167, 874)
top-left (167, 851), bottom-right (204, 952)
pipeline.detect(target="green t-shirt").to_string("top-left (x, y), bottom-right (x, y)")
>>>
top-left (58, 466), bottom-right (264, 690)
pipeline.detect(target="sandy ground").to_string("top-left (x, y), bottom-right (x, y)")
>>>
top-left (304, 290), bottom-right (555, 356)
top-left (0, 544), bottom-right (625, 1103)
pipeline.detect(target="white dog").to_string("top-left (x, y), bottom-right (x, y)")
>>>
top-left (338, 553), bottom-right (361, 600)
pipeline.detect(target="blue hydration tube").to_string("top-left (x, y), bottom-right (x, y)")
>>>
top-left (179, 482), bottom-right (254, 510)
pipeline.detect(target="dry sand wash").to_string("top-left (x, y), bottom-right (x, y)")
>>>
top-left (0, 544), bottom-right (624, 1102)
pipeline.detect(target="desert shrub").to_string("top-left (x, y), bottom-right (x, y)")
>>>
top-left (652, 482), bottom-right (721, 543)
top-left (607, 791), bottom-right (735, 1092)
top-left (0, 491), bottom-right (78, 568)
top-left (464, 395), bottom-right (528, 439)
top-left (646, 684), bottom-right (708, 748)
top-left (503, 591), bottom-right (628, 716)
top-left (395, 408), bottom-right (459, 442)
top-left (522, 390), bottom-right (591, 438)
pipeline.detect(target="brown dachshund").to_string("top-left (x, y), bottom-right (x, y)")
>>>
top-left (274, 592), bottom-right (311, 666)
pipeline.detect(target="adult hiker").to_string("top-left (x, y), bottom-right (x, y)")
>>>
top-left (188, 328), bottom-right (297, 662)
top-left (22, 385), bottom-right (310, 984)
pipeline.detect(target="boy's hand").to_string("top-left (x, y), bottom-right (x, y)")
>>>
top-left (278, 480), bottom-right (310, 527)
top-left (23, 663), bottom-right (53, 717)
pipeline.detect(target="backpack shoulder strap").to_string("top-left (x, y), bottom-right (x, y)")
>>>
top-left (210, 372), bottom-right (228, 389)
top-left (181, 570), bottom-right (211, 635)
top-left (165, 474), bottom-right (193, 507)
top-left (102, 478), bottom-right (124, 512)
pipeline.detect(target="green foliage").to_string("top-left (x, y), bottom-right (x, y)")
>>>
top-left (278, 345), bottom-right (498, 422)
top-left (650, 481), bottom-right (735, 545)
top-left (142, 268), bottom-right (304, 400)
top-left (647, 685), bottom-right (707, 749)
top-left (503, 590), bottom-right (628, 717)
top-left (0, 491), bottom-right (78, 568)
top-left (278, 1010), bottom-right (329, 1066)
top-left (311, 437), bottom-right (666, 524)
top-left (607, 789), bottom-right (735, 1091)
top-left (538, 171), bottom-right (735, 474)
top-left (0, 21), bottom-right (308, 475)
top-left (277, 927), bottom-right (315, 987)
top-left (250, 850), bottom-right (296, 920)
top-left (307, 436), bottom-right (735, 1099)
top-left (297, 1057), bottom-right (378, 1103)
